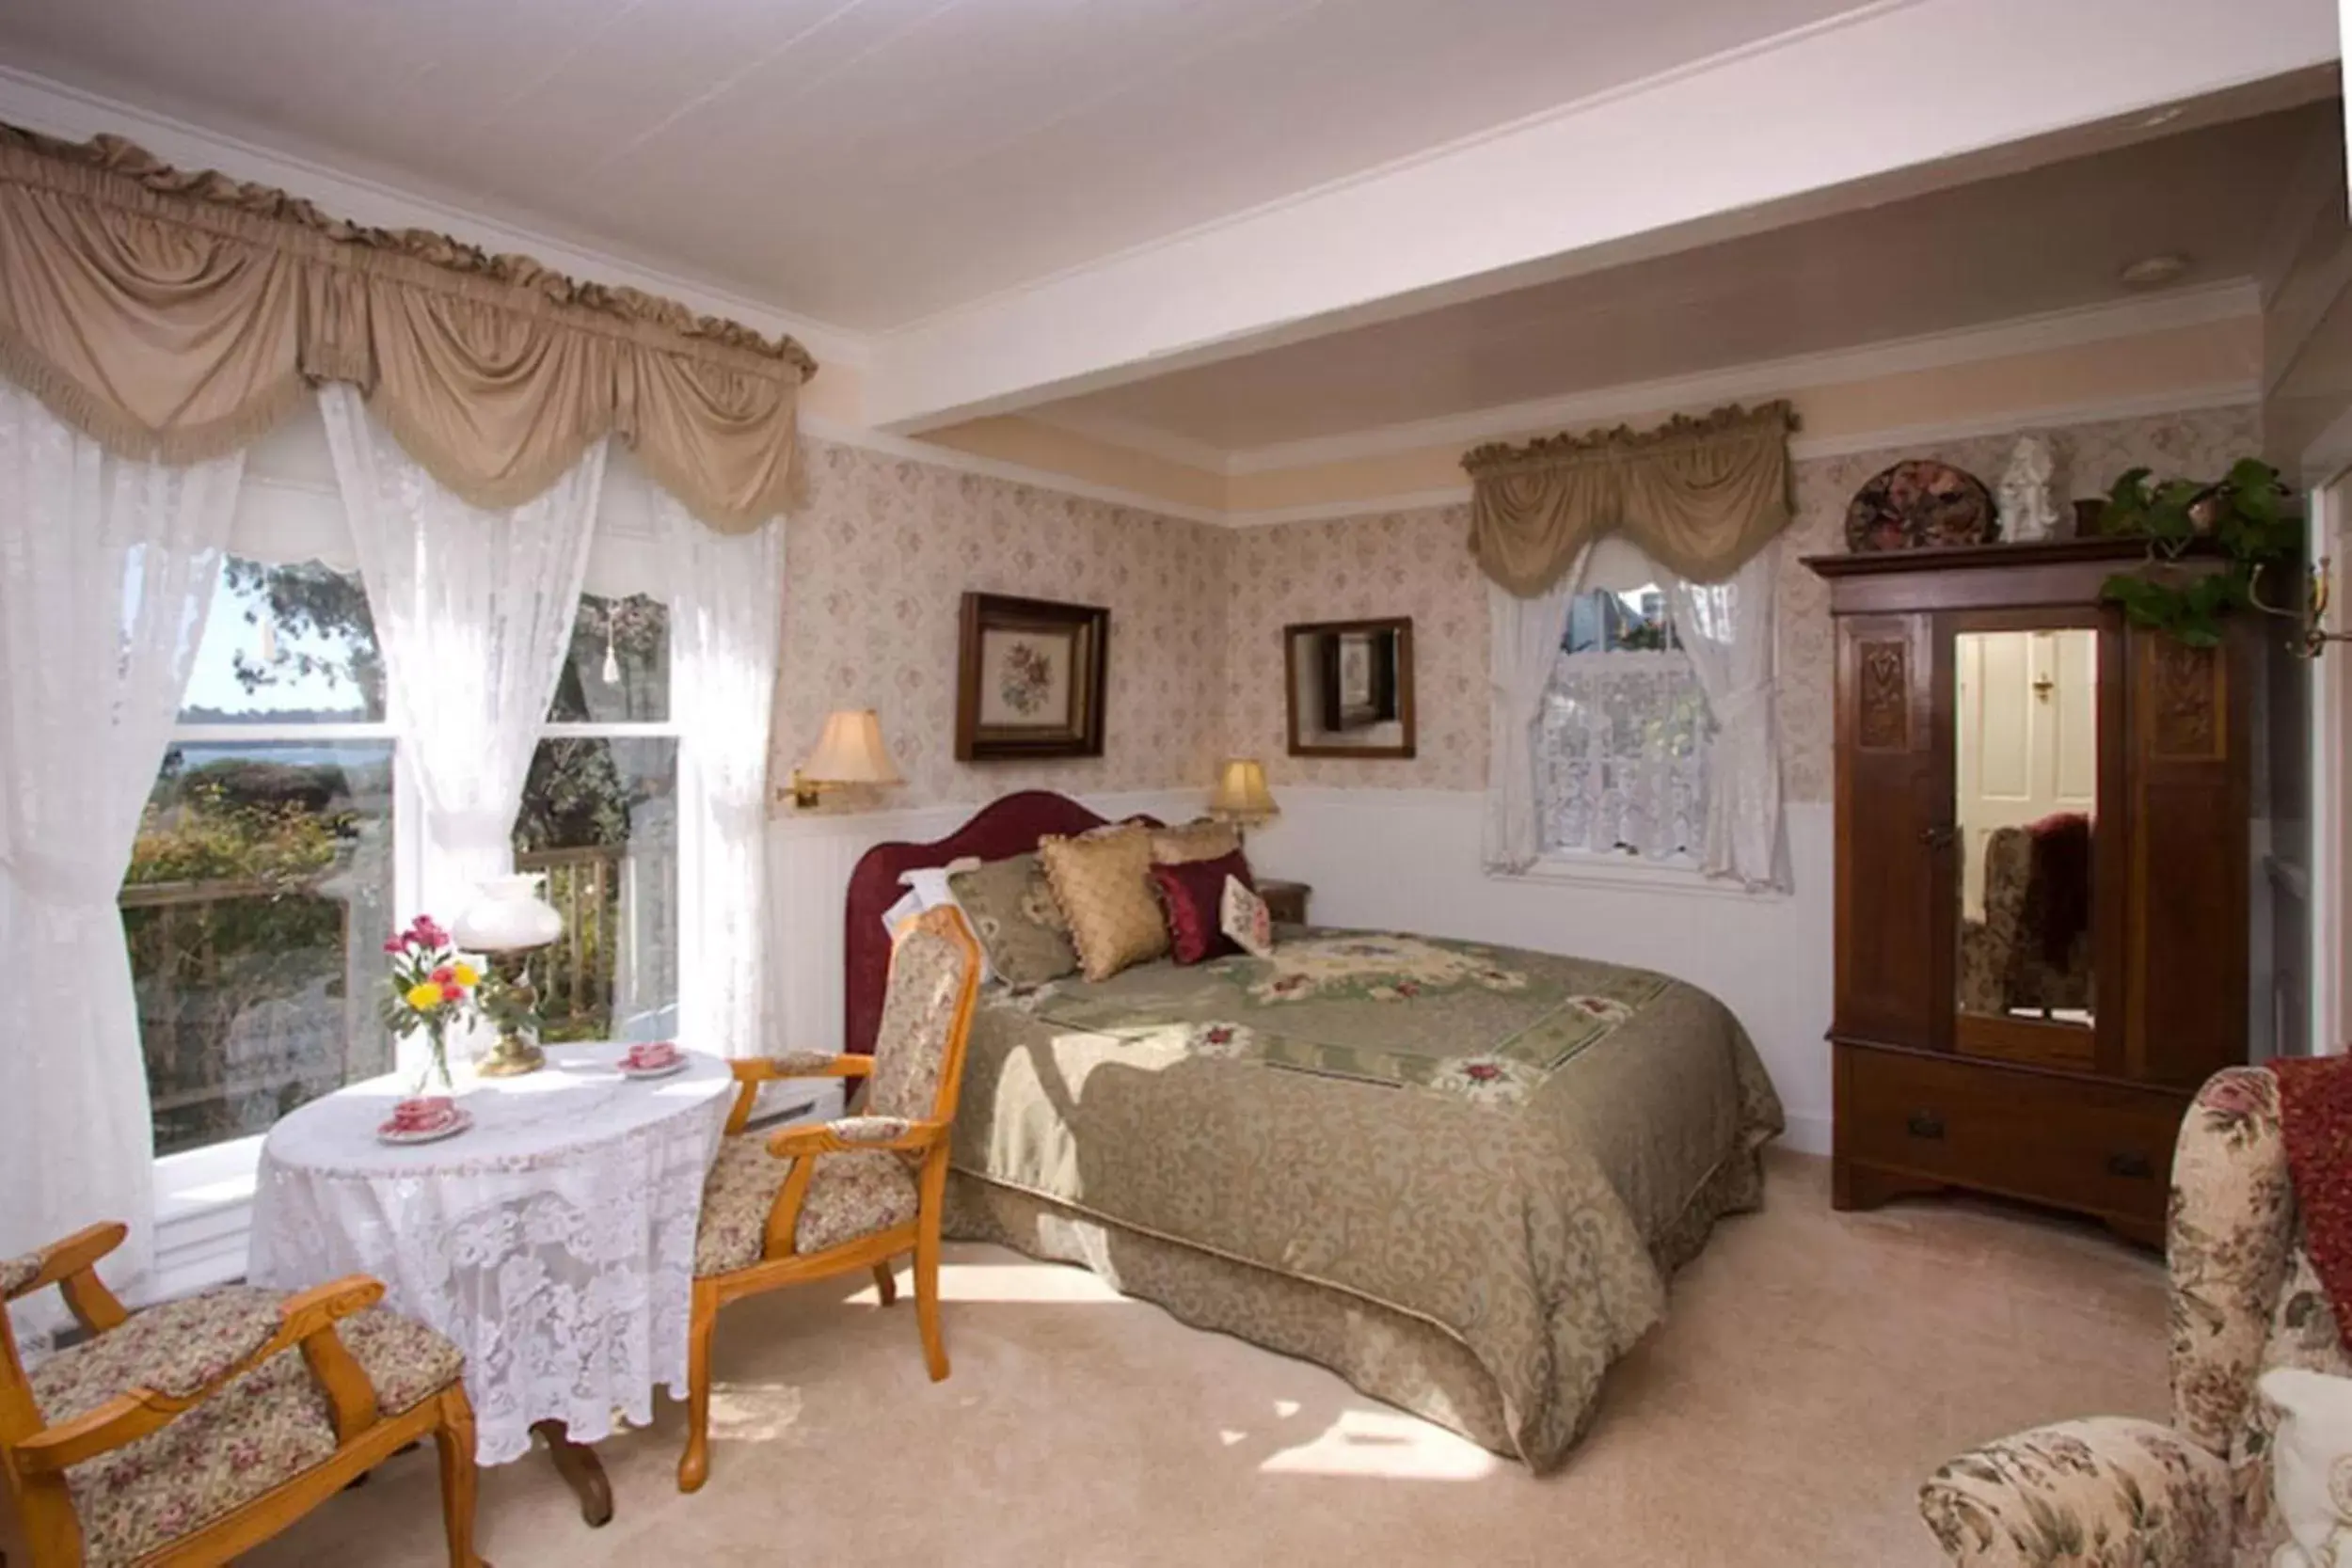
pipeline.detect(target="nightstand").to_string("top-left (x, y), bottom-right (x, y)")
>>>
top-left (1259, 879), bottom-right (1311, 926)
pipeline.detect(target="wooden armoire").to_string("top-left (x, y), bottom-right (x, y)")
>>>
top-left (1806, 538), bottom-right (2262, 1246)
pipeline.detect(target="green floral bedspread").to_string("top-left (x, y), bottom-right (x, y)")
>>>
top-left (947, 927), bottom-right (1785, 1469)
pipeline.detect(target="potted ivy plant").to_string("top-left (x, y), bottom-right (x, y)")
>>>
top-left (2096, 456), bottom-right (2298, 647)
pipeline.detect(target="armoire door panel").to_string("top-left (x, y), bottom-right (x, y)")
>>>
top-left (2125, 630), bottom-right (2249, 1086)
top-left (1835, 615), bottom-right (1942, 1049)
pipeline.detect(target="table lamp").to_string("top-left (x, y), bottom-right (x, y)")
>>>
top-left (789, 708), bottom-right (905, 809)
top-left (453, 873), bottom-right (564, 1078)
top-left (1208, 757), bottom-right (1279, 841)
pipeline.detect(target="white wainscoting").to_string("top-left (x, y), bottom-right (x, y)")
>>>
top-left (1238, 789), bottom-right (1836, 1154)
top-left (773, 784), bottom-right (1836, 1152)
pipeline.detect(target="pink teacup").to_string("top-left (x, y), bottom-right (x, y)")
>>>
top-left (621, 1041), bottom-right (680, 1071)
top-left (380, 1096), bottom-right (459, 1136)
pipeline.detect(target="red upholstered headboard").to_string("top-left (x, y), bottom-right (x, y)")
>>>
top-left (843, 791), bottom-right (1165, 1058)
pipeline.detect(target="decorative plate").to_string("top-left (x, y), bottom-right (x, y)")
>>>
top-left (619, 1057), bottom-right (690, 1081)
top-left (1844, 460), bottom-right (1997, 551)
top-left (376, 1107), bottom-right (474, 1146)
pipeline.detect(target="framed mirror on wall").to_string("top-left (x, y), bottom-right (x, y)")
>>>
top-left (1283, 617), bottom-right (1415, 758)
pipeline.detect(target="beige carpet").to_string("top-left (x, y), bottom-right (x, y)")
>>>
top-left (214, 1151), bottom-right (2165, 1566)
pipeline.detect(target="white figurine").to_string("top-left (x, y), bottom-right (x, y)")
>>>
top-left (1998, 435), bottom-right (2062, 544)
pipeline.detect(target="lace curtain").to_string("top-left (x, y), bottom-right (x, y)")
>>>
top-left (1484, 577), bottom-right (1581, 872)
top-left (319, 385), bottom-right (605, 931)
top-left (664, 494), bottom-right (784, 1058)
top-left (1667, 543), bottom-right (1788, 891)
top-left (1537, 650), bottom-right (1711, 862)
top-left (0, 381), bottom-right (243, 1323)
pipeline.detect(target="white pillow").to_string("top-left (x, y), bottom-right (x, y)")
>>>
top-left (898, 857), bottom-right (994, 983)
top-left (2261, 1366), bottom-right (2352, 1567)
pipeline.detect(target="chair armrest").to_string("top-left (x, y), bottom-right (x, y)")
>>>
top-left (13, 1276), bottom-right (389, 1474)
top-left (4, 1222), bottom-right (132, 1335)
top-left (766, 1116), bottom-right (948, 1160)
top-left (725, 1054), bottom-right (876, 1133)
top-left (1917, 1418), bottom-right (2229, 1567)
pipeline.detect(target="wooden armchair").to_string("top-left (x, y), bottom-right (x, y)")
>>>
top-left (0, 1223), bottom-right (484, 1568)
top-left (678, 904), bottom-right (982, 1493)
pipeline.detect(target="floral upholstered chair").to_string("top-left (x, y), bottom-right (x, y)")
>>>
top-left (1918, 1066), bottom-right (2344, 1566)
top-left (677, 904), bottom-right (982, 1493)
top-left (0, 1221), bottom-right (484, 1567)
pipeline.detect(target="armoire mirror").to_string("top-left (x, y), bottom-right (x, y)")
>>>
top-left (1283, 617), bottom-right (1416, 757)
top-left (1952, 626), bottom-right (2099, 1045)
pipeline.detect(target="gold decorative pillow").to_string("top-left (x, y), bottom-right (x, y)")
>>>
top-left (1039, 824), bottom-right (1168, 981)
top-left (1150, 817), bottom-right (1241, 864)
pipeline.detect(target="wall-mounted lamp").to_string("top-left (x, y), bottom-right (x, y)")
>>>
top-left (787, 708), bottom-right (904, 809)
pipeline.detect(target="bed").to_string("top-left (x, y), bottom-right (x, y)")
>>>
top-left (843, 791), bottom-right (1784, 1471)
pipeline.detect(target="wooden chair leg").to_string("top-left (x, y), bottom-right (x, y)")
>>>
top-left (434, 1385), bottom-right (488, 1568)
top-left (871, 1260), bottom-right (898, 1306)
top-left (914, 1214), bottom-right (948, 1383)
top-left (678, 1281), bottom-right (719, 1494)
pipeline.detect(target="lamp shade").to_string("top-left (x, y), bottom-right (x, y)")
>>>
top-left (1208, 757), bottom-right (1277, 823)
top-left (801, 708), bottom-right (904, 785)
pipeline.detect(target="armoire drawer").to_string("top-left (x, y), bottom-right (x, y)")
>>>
top-left (1837, 1044), bottom-right (2187, 1224)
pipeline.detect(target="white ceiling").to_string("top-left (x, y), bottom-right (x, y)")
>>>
top-left (1033, 101), bottom-right (2339, 456)
top-left (0, 0), bottom-right (1872, 334)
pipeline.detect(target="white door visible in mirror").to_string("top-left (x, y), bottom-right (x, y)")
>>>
top-left (1955, 627), bottom-right (2096, 1027)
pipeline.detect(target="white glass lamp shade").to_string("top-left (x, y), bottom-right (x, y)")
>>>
top-left (452, 873), bottom-right (564, 953)
top-left (801, 708), bottom-right (904, 785)
top-left (1208, 757), bottom-right (1278, 824)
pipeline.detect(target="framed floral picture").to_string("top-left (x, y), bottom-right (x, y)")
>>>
top-left (955, 592), bottom-right (1109, 760)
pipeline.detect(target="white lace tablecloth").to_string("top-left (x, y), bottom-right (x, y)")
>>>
top-left (247, 1043), bottom-right (735, 1465)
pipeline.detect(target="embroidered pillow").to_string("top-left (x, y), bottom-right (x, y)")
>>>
top-left (2260, 1367), bottom-right (2352, 1568)
top-left (1040, 824), bottom-right (1168, 981)
top-left (946, 853), bottom-right (1077, 987)
top-left (1220, 874), bottom-right (1276, 958)
top-left (1150, 817), bottom-right (1241, 865)
top-left (1149, 851), bottom-right (1258, 965)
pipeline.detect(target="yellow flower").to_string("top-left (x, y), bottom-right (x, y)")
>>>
top-left (405, 981), bottom-right (442, 1011)
top-left (452, 962), bottom-right (480, 989)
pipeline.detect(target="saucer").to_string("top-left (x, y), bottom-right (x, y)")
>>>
top-left (618, 1055), bottom-right (688, 1080)
top-left (377, 1107), bottom-right (474, 1145)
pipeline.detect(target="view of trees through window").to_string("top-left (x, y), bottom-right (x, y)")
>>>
top-left (129, 559), bottom-right (676, 1157)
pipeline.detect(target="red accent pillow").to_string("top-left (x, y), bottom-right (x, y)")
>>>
top-left (1150, 850), bottom-right (1258, 965)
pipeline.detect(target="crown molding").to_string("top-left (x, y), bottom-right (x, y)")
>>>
top-left (1216, 281), bottom-right (2263, 476)
top-left (797, 416), bottom-right (1224, 526)
top-left (0, 65), bottom-right (874, 370)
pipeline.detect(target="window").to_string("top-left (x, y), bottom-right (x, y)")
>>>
top-left (518, 591), bottom-right (678, 1042)
top-left (1536, 579), bottom-right (1712, 863)
top-left (129, 556), bottom-right (396, 1157)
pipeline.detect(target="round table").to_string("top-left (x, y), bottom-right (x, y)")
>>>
top-left (248, 1041), bottom-right (735, 1523)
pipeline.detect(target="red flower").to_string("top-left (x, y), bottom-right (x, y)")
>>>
top-left (440, 984), bottom-right (463, 1003)
top-left (383, 938), bottom-right (405, 954)
top-left (430, 965), bottom-right (454, 985)
top-left (409, 916), bottom-right (450, 948)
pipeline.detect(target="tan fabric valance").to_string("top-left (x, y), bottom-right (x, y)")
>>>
top-left (1463, 401), bottom-right (1797, 595)
top-left (0, 124), bottom-right (816, 531)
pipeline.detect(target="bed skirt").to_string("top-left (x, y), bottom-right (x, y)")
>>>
top-left (942, 1142), bottom-right (1769, 1472)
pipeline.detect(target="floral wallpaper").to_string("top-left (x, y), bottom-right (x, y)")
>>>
top-left (1219, 404), bottom-right (2262, 802)
top-left (777, 406), bottom-right (2259, 816)
top-left (776, 437), bottom-right (1230, 812)
top-left (1223, 507), bottom-right (1486, 790)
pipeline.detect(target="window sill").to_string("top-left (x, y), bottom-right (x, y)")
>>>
top-left (1490, 854), bottom-right (1788, 902)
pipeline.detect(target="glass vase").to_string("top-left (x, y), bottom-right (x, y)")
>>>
top-left (409, 1018), bottom-right (456, 1101)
